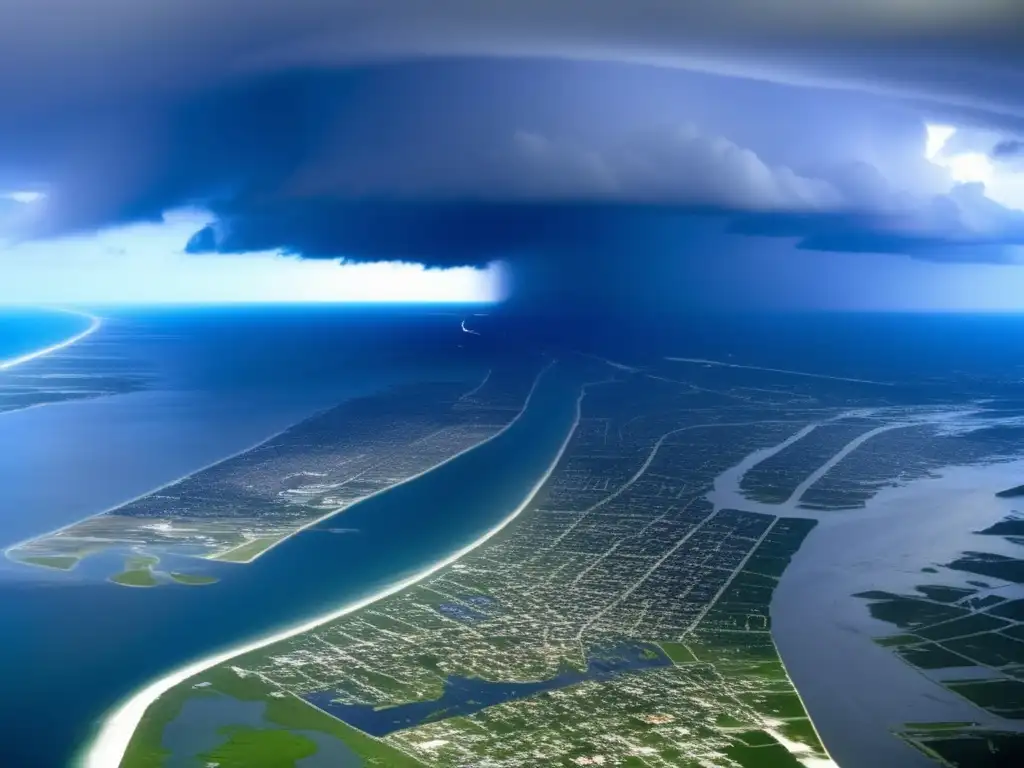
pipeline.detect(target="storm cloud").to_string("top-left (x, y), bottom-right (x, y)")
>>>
top-left (2, 1), bottom-right (1024, 291)
top-left (1, 0), bottom-right (1022, 119)
top-left (993, 140), bottom-right (1024, 159)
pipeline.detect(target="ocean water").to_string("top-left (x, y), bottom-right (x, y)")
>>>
top-left (0, 305), bottom-right (587, 767)
top-left (0, 305), bottom-right (487, 542)
top-left (6, 308), bottom-right (1024, 766)
top-left (0, 308), bottom-right (92, 365)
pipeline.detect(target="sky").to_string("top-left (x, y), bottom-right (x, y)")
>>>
top-left (1, 1), bottom-right (1023, 309)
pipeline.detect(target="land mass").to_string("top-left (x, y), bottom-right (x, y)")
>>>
top-left (996, 484), bottom-right (1024, 498)
top-left (8, 356), bottom-right (546, 577)
top-left (84, 351), bottom-right (1024, 767)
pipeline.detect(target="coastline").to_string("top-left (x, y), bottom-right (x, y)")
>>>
top-left (234, 359), bottom-right (555, 563)
top-left (0, 307), bottom-right (101, 371)
top-left (772, 456), bottom-right (1024, 768)
top-left (1, 404), bottom-right (334, 563)
top-left (3, 364), bottom-right (506, 566)
top-left (79, 363), bottom-right (597, 768)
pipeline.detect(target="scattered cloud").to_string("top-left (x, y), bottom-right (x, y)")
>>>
top-left (993, 139), bottom-right (1024, 159)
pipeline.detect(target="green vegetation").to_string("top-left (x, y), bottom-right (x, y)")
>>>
top-left (1003, 624), bottom-right (1024, 642)
top-left (902, 730), bottom-right (1024, 768)
top-left (864, 596), bottom-right (970, 630)
top-left (944, 632), bottom-right (1024, 668)
top-left (658, 642), bottom-right (698, 664)
top-left (875, 634), bottom-right (923, 648)
top-left (118, 414), bottom-right (834, 768)
top-left (746, 692), bottom-right (807, 720)
top-left (169, 572), bottom-right (219, 586)
top-left (19, 555), bottom-right (78, 570)
top-left (211, 535), bottom-right (287, 563)
top-left (121, 665), bottom-right (427, 768)
top-left (903, 721), bottom-right (979, 731)
top-left (725, 741), bottom-right (804, 768)
top-left (776, 718), bottom-right (822, 749)
top-left (947, 679), bottom-right (1024, 718)
top-left (110, 554), bottom-right (160, 587)
top-left (198, 727), bottom-right (317, 767)
top-left (897, 643), bottom-right (974, 671)
top-left (120, 680), bottom-right (218, 767)
top-left (735, 730), bottom-right (779, 747)
top-left (988, 598), bottom-right (1024, 621)
top-left (916, 613), bottom-right (1011, 642)
top-left (110, 569), bottom-right (159, 587)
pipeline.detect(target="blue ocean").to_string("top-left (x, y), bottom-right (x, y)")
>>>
top-left (0, 308), bottom-right (93, 365)
top-left (0, 304), bottom-right (583, 767)
top-left (3, 306), bottom-right (1024, 766)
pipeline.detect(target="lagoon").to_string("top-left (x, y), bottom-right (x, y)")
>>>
top-left (304, 642), bottom-right (671, 736)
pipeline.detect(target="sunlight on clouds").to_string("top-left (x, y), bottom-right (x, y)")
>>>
top-left (924, 122), bottom-right (1024, 212)
top-left (944, 152), bottom-right (994, 185)
top-left (0, 209), bottom-right (507, 305)
top-left (924, 124), bottom-right (956, 160)
top-left (925, 123), bottom-right (995, 185)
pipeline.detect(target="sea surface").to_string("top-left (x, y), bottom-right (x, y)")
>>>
top-left (5, 308), bottom-right (1024, 766)
top-left (0, 304), bottom-right (587, 767)
top-left (0, 308), bottom-right (92, 364)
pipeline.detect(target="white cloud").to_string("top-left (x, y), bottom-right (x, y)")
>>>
top-left (0, 209), bottom-right (506, 304)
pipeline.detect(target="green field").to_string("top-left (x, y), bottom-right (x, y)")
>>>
top-left (120, 666), bottom-right (425, 768)
top-left (210, 535), bottom-right (288, 563)
top-left (198, 727), bottom-right (317, 767)
top-left (169, 572), bottom-right (219, 586)
top-left (110, 554), bottom-right (161, 587)
top-left (110, 569), bottom-right (159, 587)
top-left (658, 641), bottom-right (698, 664)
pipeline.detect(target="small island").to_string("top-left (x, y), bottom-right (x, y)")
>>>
top-left (170, 572), bottom-right (219, 586)
top-left (20, 555), bottom-right (78, 571)
top-left (110, 555), bottom-right (160, 588)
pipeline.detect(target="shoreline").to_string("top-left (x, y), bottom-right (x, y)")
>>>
top-left (79, 362), bottom-right (594, 768)
top-left (1, 403), bottom-right (334, 563)
top-left (234, 359), bottom-right (555, 563)
top-left (4, 365), bottom-right (503, 565)
top-left (0, 307), bottom-right (101, 371)
top-left (771, 457), bottom-right (1024, 767)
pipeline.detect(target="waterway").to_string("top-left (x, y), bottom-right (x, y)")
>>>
top-left (0, 308), bottom-right (588, 767)
top-left (304, 642), bottom-right (671, 736)
top-left (773, 459), bottom-right (1024, 768)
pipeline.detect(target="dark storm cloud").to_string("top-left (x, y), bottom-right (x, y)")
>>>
top-left (993, 140), bottom-right (1024, 158)
top-left (0, 1), bottom-right (1021, 119)
top-left (1, 66), bottom-right (852, 240)
top-left (1, 2), bottom-right (1023, 274)
top-left (189, 184), bottom-right (1024, 272)
top-left (180, 112), bottom-right (1024, 269)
